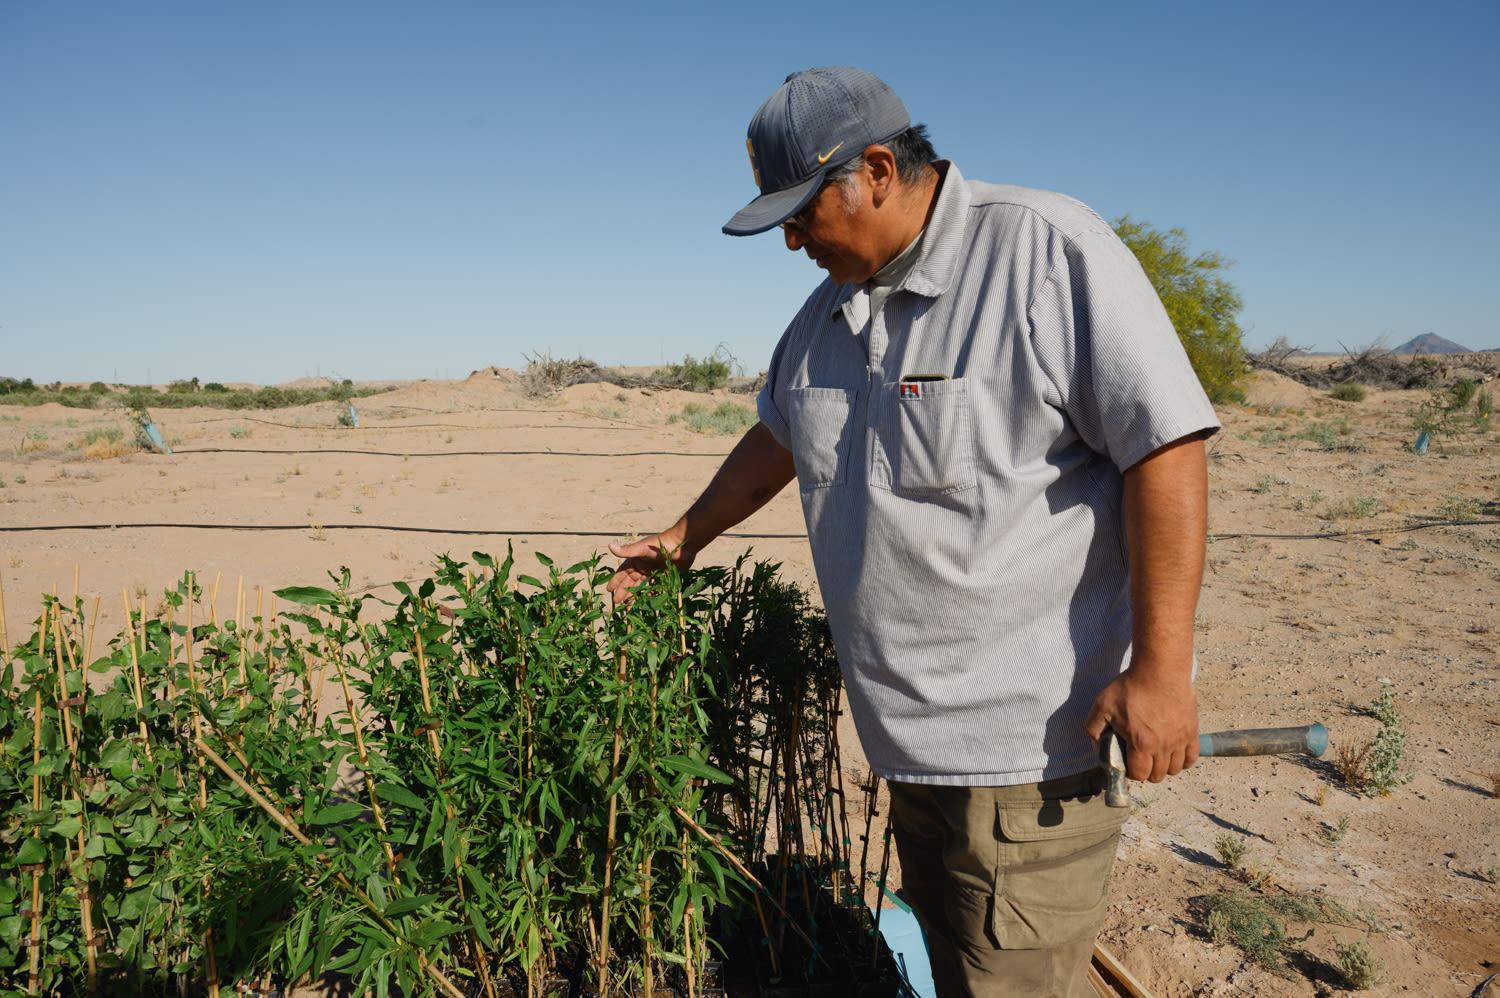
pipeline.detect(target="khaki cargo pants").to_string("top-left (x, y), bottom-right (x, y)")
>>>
top-left (888, 771), bottom-right (1127, 998)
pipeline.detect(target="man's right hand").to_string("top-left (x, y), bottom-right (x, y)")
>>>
top-left (603, 421), bottom-right (796, 604)
top-left (606, 529), bottom-right (694, 603)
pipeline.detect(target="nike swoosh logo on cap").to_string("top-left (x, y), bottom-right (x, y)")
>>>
top-left (816, 141), bottom-right (845, 164)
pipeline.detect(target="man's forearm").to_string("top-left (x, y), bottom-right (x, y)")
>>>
top-left (666, 421), bottom-right (796, 557)
top-left (1122, 435), bottom-right (1208, 675)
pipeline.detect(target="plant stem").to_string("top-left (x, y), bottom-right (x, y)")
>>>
top-left (598, 642), bottom-right (629, 995)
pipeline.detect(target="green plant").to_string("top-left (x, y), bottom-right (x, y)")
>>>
top-left (1253, 475), bottom-right (1275, 494)
top-left (1333, 938), bottom-right (1384, 989)
top-left (659, 354), bottom-right (731, 392)
top-left (1329, 383), bottom-right (1367, 402)
top-left (1322, 495), bottom-right (1381, 520)
top-left (1320, 817), bottom-right (1351, 844)
top-left (1215, 833), bottom-right (1248, 871)
top-left (1199, 889), bottom-right (1361, 980)
top-left (1434, 492), bottom-right (1480, 522)
top-left (1112, 216), bottom-right (1245, 403)
top-left (668, 401), bottom-right (756, 435)
top-left (12, 473), bottom-right (24, 485)
top-left (1297, 420), bottom-right (1359, 451)
top-left (228, 424), bottom-right (251, 439)
top-left (1483, 865), bottom-right (1499, 884)
top-left (0, 553), bottom-right (890, 996)
top-left (1475, 387), bottom-right (1494, 428)
top-left (1450, 376), bottom-right (1478, 409)
top-left (1363, 686), bottom-right (1412, 796)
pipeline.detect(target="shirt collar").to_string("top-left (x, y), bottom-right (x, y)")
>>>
top-left (823, 159), bottom-right (969, 319)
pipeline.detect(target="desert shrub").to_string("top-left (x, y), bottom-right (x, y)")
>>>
top-left (1215, 833), bottom-right (1248, 870)
top-left (1449, 376), bottom-right (1478, 409)
top-left (668, 401), bottom-right (756, 435)
top-left (659, 354), bottom-right (731, 392)
top-left (1364, 686), bottom-right (1412, 796)
top-left (1434, 492), bottom-right (1480, 522)
top-left (1199, 890), bottom-right (1361, 981)
top-left (88, 381), bottom-right (109, 393)
top-left (1329, 383), bottom-right (1367, 402)
top-left (1113, 217), bottom-right (1245, 403)
top-left (1322, 495), bottom-right (1380, 520)
top-left (204, 382), bottom-right (229, 392)
top-left (1297, 420), bottom-right (1359, 450)
top-left (1334, 939), bottom-right (1384, 989)
top-left (520, 352), bottom-right (614, 397)
top-left (1475, 388), bottom-right (1493, 429)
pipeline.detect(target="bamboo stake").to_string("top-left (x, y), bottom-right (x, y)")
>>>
top-left (310, 608), bottom-right (330, 724)
top-left (182, 575), bottom-right (221, 998)
top-left (50, 612), bottom-right (102, 989)
top-left (195, 740), bottom-right (466, 998)
top-left (28, 684), bottom-right (44, 994)
top-left (409, 626), bottom-right (494, 996)
top-left (83, 595), bottom-right (101, 678)
top-left (26, 603), bottom-right (49, 995)
top-left (51, 613), bottom-right (76, 750)
top-left (0, 573), bottom-right (10, 666)
top-left (328, 634), bottom-right (398, 877)
top-left (120, 592), bottom-right (154, 762)
top-left (236, 581), bottom-right (249, 707)
top-left (641, 853), bottom-right (654, 998)
top-left (597, 642), bottom-right (629, 995)
top-left (412, 636), bottom-right (443, 761)
top-left (680, 825), bottom-right (696, 998)
top-left (666, 802), bottom-right (835, 972)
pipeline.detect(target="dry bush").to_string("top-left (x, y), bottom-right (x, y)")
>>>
top-left (1247, 338), bottom-right (1448, 391)
top-left (1336, 740), bottom-right (1373, 792)
top-left (520, 352), bottom-right (618, 398)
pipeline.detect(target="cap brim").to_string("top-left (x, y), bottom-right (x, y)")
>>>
top-left (722, 171), bottom-right (826, 236)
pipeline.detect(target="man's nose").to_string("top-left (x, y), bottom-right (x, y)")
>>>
top-left (782, 225), bottom-right (807, 251)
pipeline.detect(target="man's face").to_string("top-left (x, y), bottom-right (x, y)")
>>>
top-left (780, 167), bottom-right (883, 284)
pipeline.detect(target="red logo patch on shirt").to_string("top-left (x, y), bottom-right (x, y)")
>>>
top-left (899, 382), bottom-right (921, 400)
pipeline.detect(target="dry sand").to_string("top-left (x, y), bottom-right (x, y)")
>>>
top-left (1, 365), bottom-right (1497, 996)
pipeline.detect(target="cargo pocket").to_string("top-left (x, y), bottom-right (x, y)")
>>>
top-left (884, 378), bottom-right (976, 495)
top-left (989, 781), bottom-right (1127, 949)
top-left (788, 387), bottom-right (857, 490)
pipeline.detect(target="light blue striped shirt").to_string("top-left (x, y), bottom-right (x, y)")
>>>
top-left (757, 162), bottom-right (1220, 786)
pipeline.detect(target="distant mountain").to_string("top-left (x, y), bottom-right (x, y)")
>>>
top-left (1392, 333), bottom-right (1473, 355)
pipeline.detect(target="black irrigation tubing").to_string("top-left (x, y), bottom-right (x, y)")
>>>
top-left (170, 447), bottom-right (730, 458)
top-left (181, 415), bottom-right (645, 431)
top-left (1209, 518), bottom-right (1500, 541)
top-left (4, 518), bottom-right (1494, 542)
top-left (0, 522), bottom-right (808, 539)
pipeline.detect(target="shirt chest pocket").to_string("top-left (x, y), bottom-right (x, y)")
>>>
top-left (877, 377), bottom-right (977, 495)
top-left (788, 387), bottom-right (859, 489)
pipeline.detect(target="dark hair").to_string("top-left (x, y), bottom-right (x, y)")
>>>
top-left (887, 123), bottom-right (937, 183)
top-left (827, 123), bottom-right (937, 188)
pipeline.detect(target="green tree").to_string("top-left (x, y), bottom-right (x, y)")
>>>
top-left (1113, 216), bottom-right (1246, 403)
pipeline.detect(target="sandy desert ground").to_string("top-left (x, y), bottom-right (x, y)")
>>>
top-left (1, 361), bottom-right (1497, 997)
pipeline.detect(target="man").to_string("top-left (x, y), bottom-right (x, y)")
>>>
top-left (609, 66), bottom-right (1219, 997)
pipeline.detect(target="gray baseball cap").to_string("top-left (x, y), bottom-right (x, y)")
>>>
top-left (723, 66), bottom-right (910, 237)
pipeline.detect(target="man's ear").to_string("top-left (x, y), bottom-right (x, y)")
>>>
top-left (862, 145), bottom-right (898, 205)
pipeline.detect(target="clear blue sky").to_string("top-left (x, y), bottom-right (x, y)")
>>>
top-left (4, 1), bottom-right (1497, 386)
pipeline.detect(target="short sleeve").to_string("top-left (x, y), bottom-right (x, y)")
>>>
top-left (1028, 228), bottom-right (1220, 471)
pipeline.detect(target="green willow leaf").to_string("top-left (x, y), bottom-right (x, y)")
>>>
top-left (273, 585), bottom-right (339, 606)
